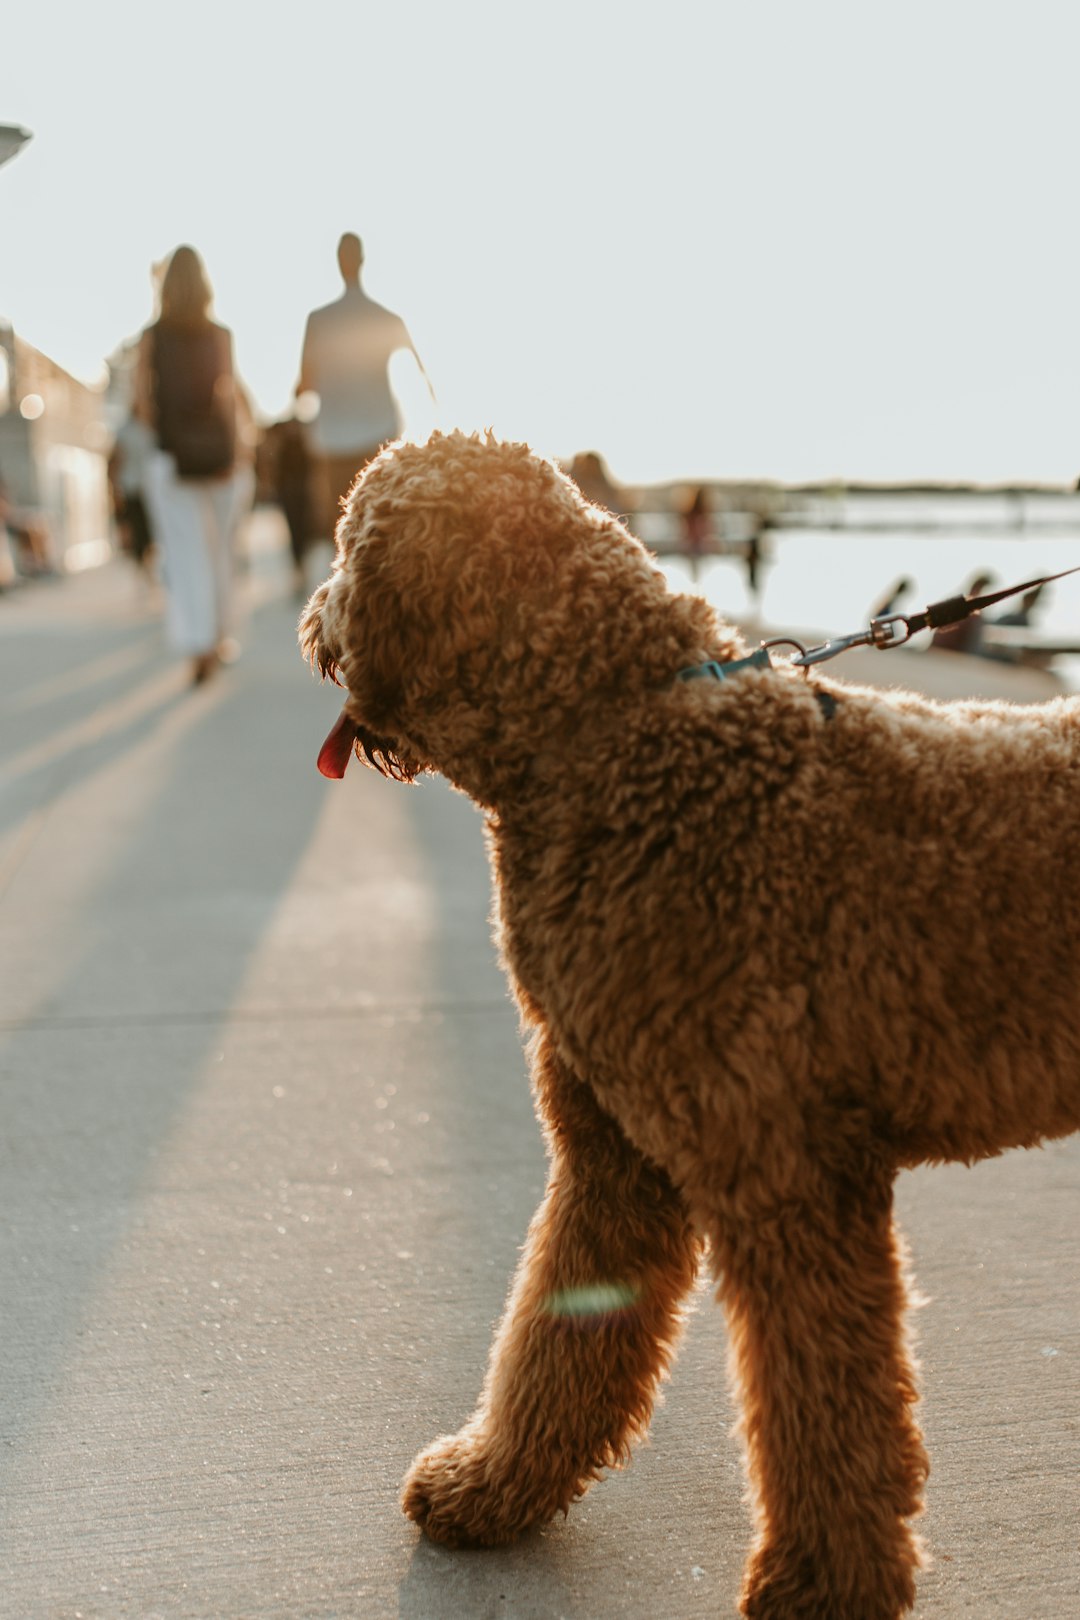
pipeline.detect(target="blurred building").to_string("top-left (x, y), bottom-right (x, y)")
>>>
top-left (0, 321), bottom-right (111, 566)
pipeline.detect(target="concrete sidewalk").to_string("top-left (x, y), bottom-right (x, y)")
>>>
top-left (1, 524), bottom-right (1077, 1619)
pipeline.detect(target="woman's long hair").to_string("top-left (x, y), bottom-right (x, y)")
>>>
top-left (159, 244), bottom-right (213, 328)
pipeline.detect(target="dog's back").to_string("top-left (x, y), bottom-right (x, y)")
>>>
top-left (493, 667), bottom-right (1080, 1175)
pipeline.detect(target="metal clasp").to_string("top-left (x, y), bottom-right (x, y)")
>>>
top-left (868, 614), bottom-right (914, 650)
top-left (790, 629), bottom-right (876, 667)
top-left (780, 614), bottom-right (916, 669)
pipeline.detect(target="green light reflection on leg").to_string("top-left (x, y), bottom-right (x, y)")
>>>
top-left (542, 1282), bottom-right (641, 1319)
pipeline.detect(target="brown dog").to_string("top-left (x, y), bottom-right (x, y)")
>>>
top-left (300, 430), bottom-right (1080, 1618)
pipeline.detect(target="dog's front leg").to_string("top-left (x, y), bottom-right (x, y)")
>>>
top-left (401, 1030), bottom-right (701, 1546)
top-left (715, 1166), bottom-right (928, 1620)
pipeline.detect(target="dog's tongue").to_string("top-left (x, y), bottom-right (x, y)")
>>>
top-left (318, 706), bottom-right (359, 779)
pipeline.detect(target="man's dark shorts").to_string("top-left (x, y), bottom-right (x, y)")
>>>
top-left (316, 446), bottom-right (383, 541)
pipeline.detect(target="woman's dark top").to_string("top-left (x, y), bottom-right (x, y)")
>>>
top-left (152, 319), bottom-right (236, 478)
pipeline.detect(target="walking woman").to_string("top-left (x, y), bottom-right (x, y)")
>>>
top-left (135, 245), bottom-right (250, 683)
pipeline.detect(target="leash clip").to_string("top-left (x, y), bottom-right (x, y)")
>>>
top-left (790, 629), bottom-right (876, 667)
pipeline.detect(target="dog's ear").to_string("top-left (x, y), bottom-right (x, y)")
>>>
top-left (298, 579), bottom-right (342, 685)
top-left (327, 554), bottom-right (405, 730)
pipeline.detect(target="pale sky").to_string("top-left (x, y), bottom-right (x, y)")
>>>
top-left (3, 1), bottom-right (1079, 484)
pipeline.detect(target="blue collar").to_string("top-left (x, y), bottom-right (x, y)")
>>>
top-left (676, 648), bottom-right (772, 684)
top-left (677, 646), bottom-right (838, 720)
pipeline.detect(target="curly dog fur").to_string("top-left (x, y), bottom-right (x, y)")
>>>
top-left (300, 429), bottom-right (1080, 1618)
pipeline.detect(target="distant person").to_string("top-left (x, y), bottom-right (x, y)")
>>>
top-left (568, 450), bottom-right (625, 516)
top-left (740, 499), bottom-right (777, 607)
top-left (264, 411), bottom-right (314, 592)
top-left (984, 581), bottom-right (1049, 665)
top-left (0, 468), bottom-right (53, 578)
top-left (134, 244), bottom-right (250, 684)
top-left (0, 472), bottom-right (17, 588)
top-left (869, 576), bottom-right (913, 622)
top-left (931, 571), bottom-right (995, 657)
top-left (297, 232), bottom-right (433, 547)
top-left (680, 485), bottom-right (714, 581)
top-left (995, 580), bottom-right (1046, 628)
top-left (742, 521), bottom-right (767, 605)
top-left (107, 412), bottom-right (157, 579)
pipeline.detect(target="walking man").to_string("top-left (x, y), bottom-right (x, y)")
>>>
top-left (298, 233), bottom-right (433, 547)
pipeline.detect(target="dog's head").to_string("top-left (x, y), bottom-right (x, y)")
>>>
top-left (300, 430), bottom-right (728, 804)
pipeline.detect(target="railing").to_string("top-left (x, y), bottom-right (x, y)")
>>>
top-left (624, 484), bottom-right (1080, 556)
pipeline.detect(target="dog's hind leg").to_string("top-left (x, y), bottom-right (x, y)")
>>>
top-left (401, 1029), bottom-right (701, 1546)
top-left (714, 1164), bottom-right (928, 1620)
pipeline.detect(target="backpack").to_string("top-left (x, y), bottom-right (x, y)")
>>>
top-left (153, 322), bottom-right (236, 480)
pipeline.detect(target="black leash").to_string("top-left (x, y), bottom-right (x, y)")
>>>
top-left (782, 563), bottom-right (1080, 669)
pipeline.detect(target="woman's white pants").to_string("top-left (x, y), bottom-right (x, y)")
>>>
top-left (145, 451), bottom-right (251, 655)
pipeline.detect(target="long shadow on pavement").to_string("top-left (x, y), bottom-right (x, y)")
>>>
top-left (0, 580), bottom-right (333, 1497)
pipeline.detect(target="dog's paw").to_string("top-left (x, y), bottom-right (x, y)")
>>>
top-left (740, 1542), bottom-right (917, 1620)
top-left (402, 1426), bottom-right (560, 1548)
